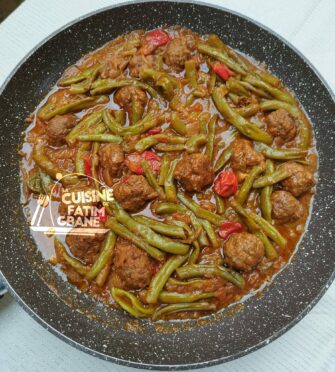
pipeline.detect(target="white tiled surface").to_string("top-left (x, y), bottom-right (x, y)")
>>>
top-left (0, 0), bottom-right (334, 371)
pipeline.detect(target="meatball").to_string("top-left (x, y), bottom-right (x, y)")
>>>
top-left (114, 86), bottom-right (148, 122)
top-left (98, 143), bottom-right (124, 186)
top-left (224, 232), bottom-right (264, 272)
top-left (271, 190), bottom-right (304, 224)
top-left (174, 153), bottom-right (214, 192)
top-left (266, 108), bottom-right (297, 141)
top-left (110, 238), bottom-right (154, 290)
top-left (129, 54), bottom-right (158, 77)
top-left (164, 37), bottom-right (194, 69)
top-left (66, 228), bottom-right (106, 264)
top-left (46, 114), bottom-right (77, 146)
top-left (231, 139), bottom-right (265, 175)
top-left (113, 175), bottom-right (158, 212)
top-left (281, 162), bottom-right (315, 197)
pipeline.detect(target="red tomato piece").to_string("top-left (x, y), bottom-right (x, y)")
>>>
top-left (125, 151), bottom-right (161, 175)
top-left (83, 156), bottom-right (92, 177)
top-left (145, 29), bottom-right (171, 47)
top-left (212, 61), bottom-right (233, 81)
top-left (214, 170), bottom-right (238, 197)
top-left (146, 127), bottom-right (162, 135)
top-left (218, 221), bottom-right (243, 240)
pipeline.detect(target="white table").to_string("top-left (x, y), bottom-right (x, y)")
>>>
top-left (1, 0), bottom-right (334, 371)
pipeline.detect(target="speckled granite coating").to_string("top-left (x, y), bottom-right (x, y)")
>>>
top-left (0, 1), bottom-right (334, 370)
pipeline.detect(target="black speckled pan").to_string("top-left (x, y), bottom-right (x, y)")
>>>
top-left (0, 1), bottom-right (334, 369)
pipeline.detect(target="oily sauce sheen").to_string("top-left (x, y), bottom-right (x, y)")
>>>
top-left (20, 26), bottom-right (317, 321)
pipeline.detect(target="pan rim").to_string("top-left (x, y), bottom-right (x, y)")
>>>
top-left (1, 0), bottom-right (334, 369)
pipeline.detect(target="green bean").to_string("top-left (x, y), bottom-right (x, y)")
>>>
top-left (185, 134), bottom-right (207, 153)
top-left (158, 154), bottom-right (169, 185)
top-left (214, 194), bottom-right (225, 214)
top-left (226, 78), bottom-right (251, 96)
top-left (189, 241), bottom-right (200, 264)
top-left (54, 238), bottom-right (89, 276)
top-left (259, 100), bottom-right (310, 149)
top-left (208, 69), bottom-right (217, 94)
top-left (75, 142), bottom-right (90, 174)
top-left (86, 231), bottom-right (116, 280)
top-left (243, 74), bottom-right (295, 104)
top-left (214, 145), bottom-right (233, 172)
top-left (253, 166), bottom-right (290, 188)
top-left (200, 219), bottom-right (220, 248)
top-left (65, 111), bottom-right (101, 146)
top-left (256, 142), bottom-right (307, 160)
top-left (153, 202), bottom-right (187, 215)
top-left (112, 201), bottom-right (189, 255)
top-left (78, 133), bottom-right (122, 143)
top-left (152, 302), bottom-right (216, 320)
top-left (255, 70), bottom-right (281, 87)
top-left (59, 64), bottom-right (100, 86)
top-left (133, 216), bottom-right (185, 239)
top-left (235, 165), bottom-right (263, 205)
top-left (198, 43), bottom-right (246, 75)
top-left (205, 114), bottom-right (217, 161)
top-left (131, 98), bottom-right (144, 124)
top-left (231, 200), bottom-right (286, 248)
top-left (91, 142), bottom-right (100, 188)
top-left (212, 87), bottom-right (273, 145)
top-left (207, 34), bottom-right (249, 70)
top-left (90, 78), bottom-right (158, 97)
top-left (177, 192), bottom-right (224, 226)
top-left (59, 64), bottom-right (101, 94)
top-left (256, 231), bottom-right (278, 260)
top-left (111, 288), bottom-right (156, 318)
top-left (239, 80), bottom-right (271, 99)
top-left (185, 60), bottom-right (198, 88)
top-left (260, 160), bottom-right (274, 223)
top-left (123, 112), bottom-right (162, 136)
top-left (105, 218), bottom-right (166, 261)
top-left (32, 140), bottom-right (79, 185)
top-left (38, 96), bottom-right (108, 121)
top-left (159, 291), bottom-right (215, 304)
top-left (155, 143), bottom-right (185, 152)
top-left (176, 264), bottom-right (245, 289)
top-left (170, 112), bottom-right (187, 135)
top-left (146, 255), bottom-right (188, 303)
top-left (141, 160), bottom-right (165, 199)
top-left (27, 173), bottom-right (44, 194)
top-left (135, 134), bottom-right (186, 153)
top-left (102, 109), bottom-right (124, 135)
top-left (164, 159), bottom-right (178, 202)
top-left (167, 277), bottom-right (207, 287)
top-left (114, 110), bottom-right (126, 126)
top-left (236, 103), bottom-right (260, 117)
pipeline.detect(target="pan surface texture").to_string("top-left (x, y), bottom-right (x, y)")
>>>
top-left (0, 1), bottom-right (334, 369)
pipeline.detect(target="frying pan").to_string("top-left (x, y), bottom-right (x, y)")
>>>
top-left (0, 1), bottom-right (334, 369)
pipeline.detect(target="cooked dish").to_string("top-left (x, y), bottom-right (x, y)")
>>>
top-left (21, 26), bottom-right (316, 321)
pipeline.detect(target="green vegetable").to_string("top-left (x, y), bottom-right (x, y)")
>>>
top-left (152, 302), bottom-right (216, 320)
top-left (235, 165), bottom-right (263, 205)
top-left (205, 114), bottom-right (217, 161)
top-left (158, 291), bottom-right (215, 304)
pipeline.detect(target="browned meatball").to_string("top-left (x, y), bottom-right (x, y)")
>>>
top-left (110, 238), bottom-right (154, 290)
top-left (98, 143), bottom-right (124, 186)
top-left (280, 162), bottom-right (315, 197)
top-left (129, 54), bottom-right (158, 77)
top-left (174, 153), bottom-right (214, 192)
top-left (271, 190), bottom-right (304, 224)
top-left (224, 232), bottom-right (264, 272)
top-left (66, 228), bottom-right (106, 264)
top-left (46, 114), bottom-right (77, 146)
top-left (266, 109), bottom-right (297, 141)
top-left (114, 86), bottom-right (148, 122)
top-left (231, 139), bottom-right (265, 177)
top-left (164, 37), bottom-right (194, 69)
top-left (113, 175), bottom-right (158, 212)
